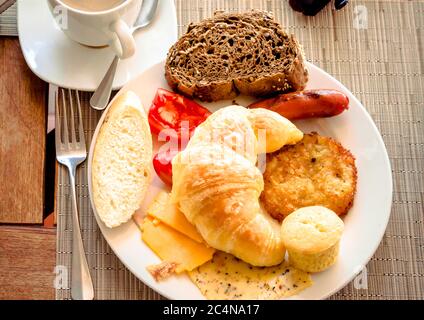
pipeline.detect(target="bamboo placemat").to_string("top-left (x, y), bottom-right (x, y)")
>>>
top-left (0, 1), bottom-right (16, 36)
top-left (54, 0), bottom-right (424, 300)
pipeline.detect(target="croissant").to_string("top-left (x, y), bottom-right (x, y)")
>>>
top-left (171, 106), bottom-right (303, 266)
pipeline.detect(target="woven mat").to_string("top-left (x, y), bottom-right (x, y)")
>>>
top-left (53, 0), bottom-right (424, 300)
top-left (0, 1), bottom-right (16, 36)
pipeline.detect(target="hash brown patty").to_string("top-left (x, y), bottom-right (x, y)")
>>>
top-left (261, 132), bottom-right (357, 221)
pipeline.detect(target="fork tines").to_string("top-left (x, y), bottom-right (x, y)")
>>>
top-left (55, 89), bottom-right (86, 150)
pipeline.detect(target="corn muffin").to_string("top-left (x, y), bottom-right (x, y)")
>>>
top-left (281, 206), bottom-right (344, 273)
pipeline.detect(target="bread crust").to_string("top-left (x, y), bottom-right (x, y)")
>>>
top-left (165, 10), bottom-right (308, 102)
top-left (171, 106), bottom-right (304, 266)
top-left (92, 91), bottom-right (152, 228)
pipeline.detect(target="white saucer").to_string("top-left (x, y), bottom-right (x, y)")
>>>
top-left (17, 0), bottom-right (177, 91)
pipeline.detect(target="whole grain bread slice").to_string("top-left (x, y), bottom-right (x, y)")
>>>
top-left (165, 10), bottom-right (308, 102)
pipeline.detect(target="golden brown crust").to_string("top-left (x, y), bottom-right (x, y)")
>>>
top-left (261, 133), bottom-right (357, 221)
top-left (171, 106), bottom-right (304, 266)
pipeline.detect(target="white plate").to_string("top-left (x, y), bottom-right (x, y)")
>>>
top-left (17, 0), bottom-right (177, 90)
top-left (88, 61), bottom-right (393, 300)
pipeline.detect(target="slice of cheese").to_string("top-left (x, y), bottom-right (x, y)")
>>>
top-left (141, 218), bottom-right (215, 273)
top-left (189, 252), bottom-right (312, 299)
top-left (147, 191), bottom-right (204, 243)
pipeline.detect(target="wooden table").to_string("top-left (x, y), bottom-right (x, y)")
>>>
top-left (2, 0), bottom-right (424, 300)
top-left (0, 37), bottom-right (55, 299)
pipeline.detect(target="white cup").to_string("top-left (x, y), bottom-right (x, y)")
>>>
top-left (47, 0), bottom-right (143, 59)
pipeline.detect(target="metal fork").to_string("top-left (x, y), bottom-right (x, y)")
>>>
top-left (55, 89), bottom-right (94, 300)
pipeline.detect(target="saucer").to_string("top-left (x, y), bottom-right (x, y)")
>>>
top-left (17, 0), bottom-right (178, 91)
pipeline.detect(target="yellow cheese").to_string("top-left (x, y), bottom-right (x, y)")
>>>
top-left (141, 218), bottom-right (215, 273)
top-left (147, 191), bottom-right (204, 243)
top-left (189, 252), bottom-right (312, 300)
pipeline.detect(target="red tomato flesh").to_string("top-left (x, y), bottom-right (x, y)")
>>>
top-left (148, 88), bottom-right (211, 140)
top-left (152, 149), bottom-right (179, 187)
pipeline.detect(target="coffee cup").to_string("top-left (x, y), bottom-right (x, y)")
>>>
top-left (48, 0), bottom-right (143, 59)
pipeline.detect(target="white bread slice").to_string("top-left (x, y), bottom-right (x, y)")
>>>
top-left (92, 91), bottom-right (152, 228)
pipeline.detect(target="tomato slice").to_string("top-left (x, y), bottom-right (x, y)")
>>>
top-left (148, 88), bottom-right (211, 141)
top-left (153, 149), bottom-right (179, 187)
top-left (149, 89), bottom-right (211, 186)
